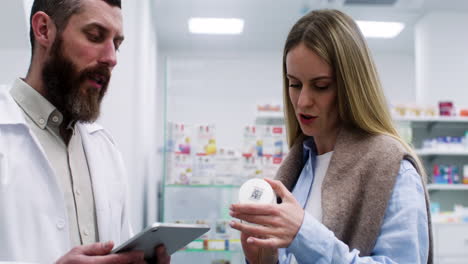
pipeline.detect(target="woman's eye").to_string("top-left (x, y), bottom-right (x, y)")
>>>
top-left (289, 83), bottom-right (301, 89)
top-left (314, 82), bottom-right (331, 90)
top-left (316, 85), bottom-right (329, 90)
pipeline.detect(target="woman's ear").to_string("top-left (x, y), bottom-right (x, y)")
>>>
top-left (31, 11), bottom-right (57, 50)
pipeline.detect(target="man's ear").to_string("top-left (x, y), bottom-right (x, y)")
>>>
top-left (31, 11), bottom-right (57, 50)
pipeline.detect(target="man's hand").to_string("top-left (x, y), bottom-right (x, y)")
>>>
top-left (150, 244), bottom-right (171, 264)
top-left (55, 241), bottom-right (145, 264)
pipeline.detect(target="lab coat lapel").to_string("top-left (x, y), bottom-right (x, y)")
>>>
top-left (77, 123), bottom-right (112, 242)
top-left (0, 87), bottom-right (64, 205)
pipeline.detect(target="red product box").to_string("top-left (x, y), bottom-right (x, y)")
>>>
top-left (439, 101), bottom-right (453, 116)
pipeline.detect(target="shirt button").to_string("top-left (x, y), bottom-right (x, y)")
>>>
top-left (52, 116), bottom-right (59, 123)
top-left (56, 219), bottom-right (65, 230)
top-left (83, 229), bottom-right (89, 236)
top-left (39, 118), bottom-right (45, 124)
top-left (75, 189), bottom-right (81, 196)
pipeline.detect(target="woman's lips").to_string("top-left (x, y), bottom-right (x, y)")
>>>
top-left (299, 113), bottom-right (317, 125)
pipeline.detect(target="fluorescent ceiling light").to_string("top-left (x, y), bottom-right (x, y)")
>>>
top-left (356, 20), bottom-right (405, 38)
top-left (189, 18), bottom-right (244, 35)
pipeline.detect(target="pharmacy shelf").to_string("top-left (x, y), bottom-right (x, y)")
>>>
top-left (427, 184), bottom-right (468, 191)
top-left (165, 184), bottom-right (240, 189)
top-left (416, 149), bottom-right (468, 156)
top-left (255, 111), bottom-right (284, 119)
top-left (179, 249), bottom-right (242, 253)
top-left (394, 116), bottom-right (468, 123)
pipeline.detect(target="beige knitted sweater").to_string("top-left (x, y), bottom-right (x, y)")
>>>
top-left (263, 126), bottom-right (433, 263)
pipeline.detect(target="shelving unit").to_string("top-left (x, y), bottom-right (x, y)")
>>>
top-left (395, 117), bottom-right (468, 208)
top-left (165, 184), bottom-right (240, 189)
top-left (396, 116), bottom-right (468, 263)
top-left (162, 183), bottom-right (244, 264)
top-left (395, 116), bottom-right (468, 206)
top-left (415, 149), bottom-right (468, 156)
top-left (427, 184), bottom-right (468, 191)
top-left (394, 116), bottom-right (468, 123)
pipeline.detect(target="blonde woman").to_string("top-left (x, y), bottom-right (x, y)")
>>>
top-left (229, 9), bottom-right (432, 264)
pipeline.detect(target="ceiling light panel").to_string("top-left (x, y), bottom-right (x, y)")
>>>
top-left (188, 18), bottom-right (244, 35)
top-left (356, 20), bottom-right (405, 38)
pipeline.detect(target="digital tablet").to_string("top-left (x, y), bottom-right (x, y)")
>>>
top-left (111, 222), bottom-right (210, 259)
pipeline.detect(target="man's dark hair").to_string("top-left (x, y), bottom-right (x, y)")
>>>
top-left (29, 0), bottom-right (121, 54)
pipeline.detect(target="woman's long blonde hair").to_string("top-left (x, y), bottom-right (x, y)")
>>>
top-left (283, 9), bottom-right (425, 176)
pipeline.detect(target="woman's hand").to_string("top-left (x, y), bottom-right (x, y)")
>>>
top-left (230, 178), bottom-right (305, 251)
top-left (239, 230), bottom-right (264, 264)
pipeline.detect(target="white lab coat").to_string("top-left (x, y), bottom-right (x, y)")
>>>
top-left (0, 87), bottom-right (132, 263)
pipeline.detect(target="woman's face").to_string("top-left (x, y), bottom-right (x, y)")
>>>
top-left (286, 42), bottom-right (340, 139)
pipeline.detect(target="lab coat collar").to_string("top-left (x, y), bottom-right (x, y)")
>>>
top-left (0, 84), bottom-right (28, 126)
top-left (0, 85), bottom-right (106, 136)
top-left (80, 122), bottom-right (105, 134)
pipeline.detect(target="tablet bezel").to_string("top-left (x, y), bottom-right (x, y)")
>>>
top-left (111, 222), bottom-right (210, 259)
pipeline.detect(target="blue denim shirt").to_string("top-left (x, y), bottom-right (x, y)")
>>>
top-left (277, 139), bottom-right (429, 264)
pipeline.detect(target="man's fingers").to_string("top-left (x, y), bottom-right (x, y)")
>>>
top-left (155, 245), bottom-right (171, 264)
top-left (93, 250), bottom-right (145, 264)
top-left (78, 241), bottom-right (114, 256)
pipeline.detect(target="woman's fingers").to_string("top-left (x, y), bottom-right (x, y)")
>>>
top-left (264, 178), bottom-right (293, 202)
top-left (230, 203), bottom-right (277, 215)
top-left (245, 236), bottom-right (284, 249)
top-left (229, 179), bottom-right (304, 250)
top-left (230, 220), bottom-right (275, 236)
top-left (230, 211), bottom-right (279, 227)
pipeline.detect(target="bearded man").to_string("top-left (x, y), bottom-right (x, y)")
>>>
top-left (0, 0), bottom-right (170, 263)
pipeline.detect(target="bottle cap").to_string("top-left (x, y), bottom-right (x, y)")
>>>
top-left (239, 178), bottom-right (276, 205)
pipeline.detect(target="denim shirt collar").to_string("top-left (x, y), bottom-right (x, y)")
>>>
top-left (303, 136), bottom-right (317, 163)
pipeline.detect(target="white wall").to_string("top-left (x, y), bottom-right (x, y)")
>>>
top-left (0, 1), bottom-right (32, 85)
top-left (415, 12), bottom-right (468, 107)
top-left (373, 52), bottom-right (416, 105)
top-left (165, 51), bottom-right (283, 150)
top-left (164, 50), bottom-right (415, 149)
top-left (0, 49), bottom-right (30, 85)
top-left (100, 0), bottom-right (164, 231)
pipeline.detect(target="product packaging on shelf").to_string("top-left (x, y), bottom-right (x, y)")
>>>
top-left (262, 156), bottom-right (283, 179)
top-left (392, 104), bottom-right (437, 118)
top-left (242, 156), bottom-right (262, 180)
top-left (433, 164), bottom-right (466, 184)
top-left (214, 220), bottom-right (231, 240)
top-left (193, 154), bottom-right (216, 185)
top-left (422, 136), bottom-right (466, 151)
top-left (439, 101), bottom-right (455, 116)
top-left (167, 122), bottom-right (192, 155)
top-left (464, 165), bottom-right (468, 184)
top-left (166, 122), bottom-right (286, 186)
top-left (214, 148), bottom-right (241, 185)
top-left (167, 153), bottom-right (192, 185)
top-left (242, 126), bottom-right (257, 157)
top-left (258, 125), bottom-right (285, 158)
top-left (195, 124), bottom-right (217, 156)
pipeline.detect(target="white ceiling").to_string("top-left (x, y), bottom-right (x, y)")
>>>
top-left (154, 0), bottom-right (468, 54)
top-left (3, 0), bottom-right (468, 54)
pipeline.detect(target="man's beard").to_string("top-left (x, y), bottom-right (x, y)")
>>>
top-left (42, 36), bottom-right (110, 123)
